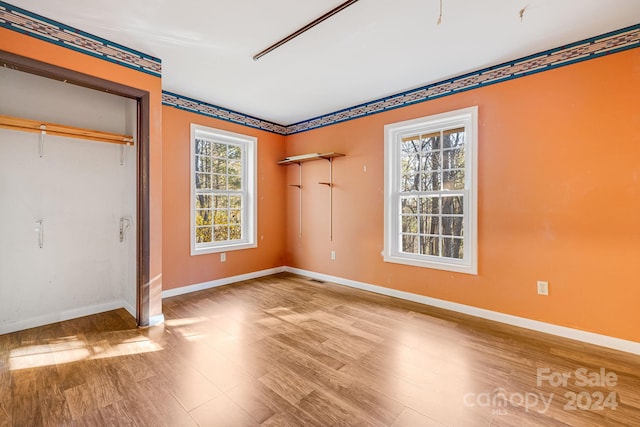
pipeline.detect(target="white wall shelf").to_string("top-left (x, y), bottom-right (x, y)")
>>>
top-left (278, 152), bottom-right (344, 240)
top-left (277, 152), bottom-right (344, 165)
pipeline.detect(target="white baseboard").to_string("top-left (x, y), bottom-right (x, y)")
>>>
top-left (123, 300), bottom-right (137, 318)
top-left (285, 267), bottom-right (640, 356)
top-left (161, 266), bottom-right (287, 299)
top-left (148, 313), bottom-right (165, 327)
top-left (0, 299), bottom-right (130, 335)
top-left (11, 266), bottom-right (634, 355)
top-left (0, 266), bottom-right (285, 335)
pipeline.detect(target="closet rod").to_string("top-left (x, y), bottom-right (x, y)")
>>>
top-left (0, 115), bottom-right (134, 145)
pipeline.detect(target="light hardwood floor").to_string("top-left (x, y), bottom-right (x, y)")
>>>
top-left (1, 273), bottom-right (639, 426)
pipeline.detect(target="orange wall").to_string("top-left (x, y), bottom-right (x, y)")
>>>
top-left (285, 49), bottom-right (640, 342)
top-left (162, 106), bottom-right (287, 290)
top-left (0, 28), bottom-right (164, 318)
top-left (4, 12), bottom-right (639, 343)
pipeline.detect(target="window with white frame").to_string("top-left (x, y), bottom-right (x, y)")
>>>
top-left (383, 106), bottom-right (478, 274)
top-left (191, 124), bottom-right (257, 255)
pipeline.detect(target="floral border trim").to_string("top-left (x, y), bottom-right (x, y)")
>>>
top-left (0, 1), bottom-right (161, 77)
top-left (162, 91), bottom-right (288, 135)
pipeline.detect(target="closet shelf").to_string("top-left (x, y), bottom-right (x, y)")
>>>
top-left (277, 152), bottom-right (344, 165)
top-left (0, 114), bottom-right (134, 145)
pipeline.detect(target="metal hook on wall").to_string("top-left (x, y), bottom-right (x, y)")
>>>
top-left (39, 124), bottom-right (46, 158)
top-left (119, 217), bottom-right (132, 242)
top-left (35, 219), bottom-right (44, 248)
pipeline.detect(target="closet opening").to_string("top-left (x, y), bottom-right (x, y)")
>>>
top-left (0, 50), bottom-right (152, 328)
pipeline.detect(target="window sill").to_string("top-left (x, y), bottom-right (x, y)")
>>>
top-left (191, 242), bottom-right (257, 256)
top-left (383, 252), bottom-right (477, 275)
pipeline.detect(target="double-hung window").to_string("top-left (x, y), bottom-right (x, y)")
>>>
top-left (190, 124), bottom-right (257, 255)
top-left (384, 106), bottom-right (478, 274)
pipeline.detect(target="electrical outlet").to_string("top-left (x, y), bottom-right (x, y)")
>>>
top-left (220, 252), bottom-right (226, 262)
top-left (537, 280), bottom-right (549, 296)
top-left (330, 250), bottom-right (336, 261)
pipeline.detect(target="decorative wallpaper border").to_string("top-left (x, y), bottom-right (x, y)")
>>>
top-left (162, 91), bottom-right (288, 135)
top-left (164, 23), bottom-right (639, 136)
top-left (286, 23), bottom-right (640, 135)
top-left (0, 1), bottom-right (161, 77)
top-left (3, 0), bottom-right (637, 135)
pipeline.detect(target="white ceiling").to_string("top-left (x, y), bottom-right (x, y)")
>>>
top-left (9, 0), bottom-right (640, 125)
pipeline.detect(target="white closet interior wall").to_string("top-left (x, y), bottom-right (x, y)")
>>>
top-left (0, 67), bottom-right (137, 334)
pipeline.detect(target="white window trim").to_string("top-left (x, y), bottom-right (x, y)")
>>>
top-left (190, 124), bottom-right (257, 256)
top-left (383, 106), bottom-right (478, 275)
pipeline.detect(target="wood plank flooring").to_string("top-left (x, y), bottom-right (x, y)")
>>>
top-left (1, 273), bottom-right (639, 426)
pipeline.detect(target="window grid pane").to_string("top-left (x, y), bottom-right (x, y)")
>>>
top-left (194, 137), bottom-right (244, 245)
top-left (399, 195), bottom-right (465, 259)
top-left (398, 126), bottom-right (467, 260)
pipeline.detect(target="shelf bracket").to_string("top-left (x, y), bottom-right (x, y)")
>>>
top-left (278, 152), bottom-right (344, 241)
top-left (297, 163), bottom-right (302, 237)
top-left (326, 157), bottom-right (335, 241)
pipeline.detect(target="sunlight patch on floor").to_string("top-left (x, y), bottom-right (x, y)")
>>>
top-left (9, 333), bottom-right (162, 371)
